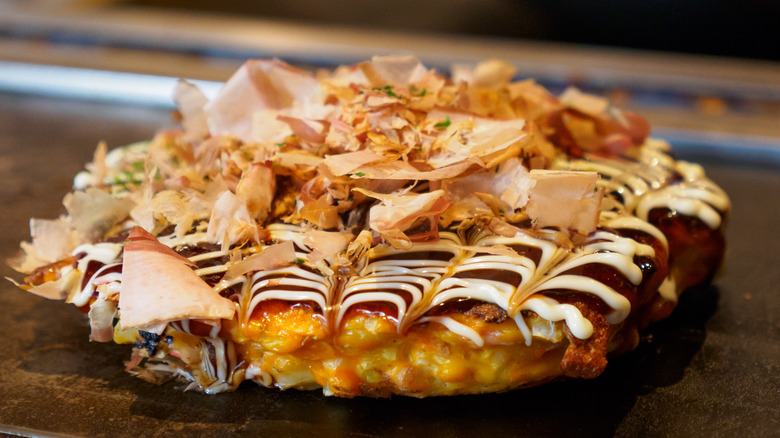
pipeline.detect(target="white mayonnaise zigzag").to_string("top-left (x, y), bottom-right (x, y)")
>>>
top-left (277, 225), bottom-right (646, 346)
top-left (244, 264), bottom-right (332, 323)
top-left (51, 137), bottom-right (728, 354)
top-left (103, 220), bottom-right (646, 349)
top-left (66, 242), bottom-right (124, 307)
top-left (635, 160), bottom-right (730, 229)
top-left (474, 229), bottom-right (635, 336)
top-left (345, 232), bottom-right (463, 331)
top-left (555, 138), bottom-right (730, 230)
top-left (550, 137), bottom-right (729, 307)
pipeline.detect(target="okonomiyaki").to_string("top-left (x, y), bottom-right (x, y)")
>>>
top-left (9, 56), bottom-right (729, 397)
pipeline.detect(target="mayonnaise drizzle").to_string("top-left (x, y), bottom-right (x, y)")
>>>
top-left (556, 139), bottom-right (730, 230)
top-left (520, 296), bottom-right (593, 341)
top-left (417, 316), bottom-right (485, 347)
top-left (67, 242), bottom-right (123, 307)
top-left (140, 219), bottom-right (645, 347)
top-left (64, 137), bottom-right (727, 351)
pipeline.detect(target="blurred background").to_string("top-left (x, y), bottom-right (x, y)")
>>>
top-left (127, 0), bottom-right (780, 62)
top-left (1, 0), bottom-right (779, 149)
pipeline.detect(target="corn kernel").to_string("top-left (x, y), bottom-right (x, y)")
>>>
top-left (438, 358), bottom-right (471, 383)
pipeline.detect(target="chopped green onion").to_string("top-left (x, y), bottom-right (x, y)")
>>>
top-left (434, 116), bottom-right (451, 130)
top-left (372, 85), bottom-right (399, 98)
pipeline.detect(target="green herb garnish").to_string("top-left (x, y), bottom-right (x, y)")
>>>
top-left (410, 86), bottom-right (427, 97)
top-left (434, 116), bottom-right (451, 130)
top-left (372, 85), bottom-right (400, 98)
